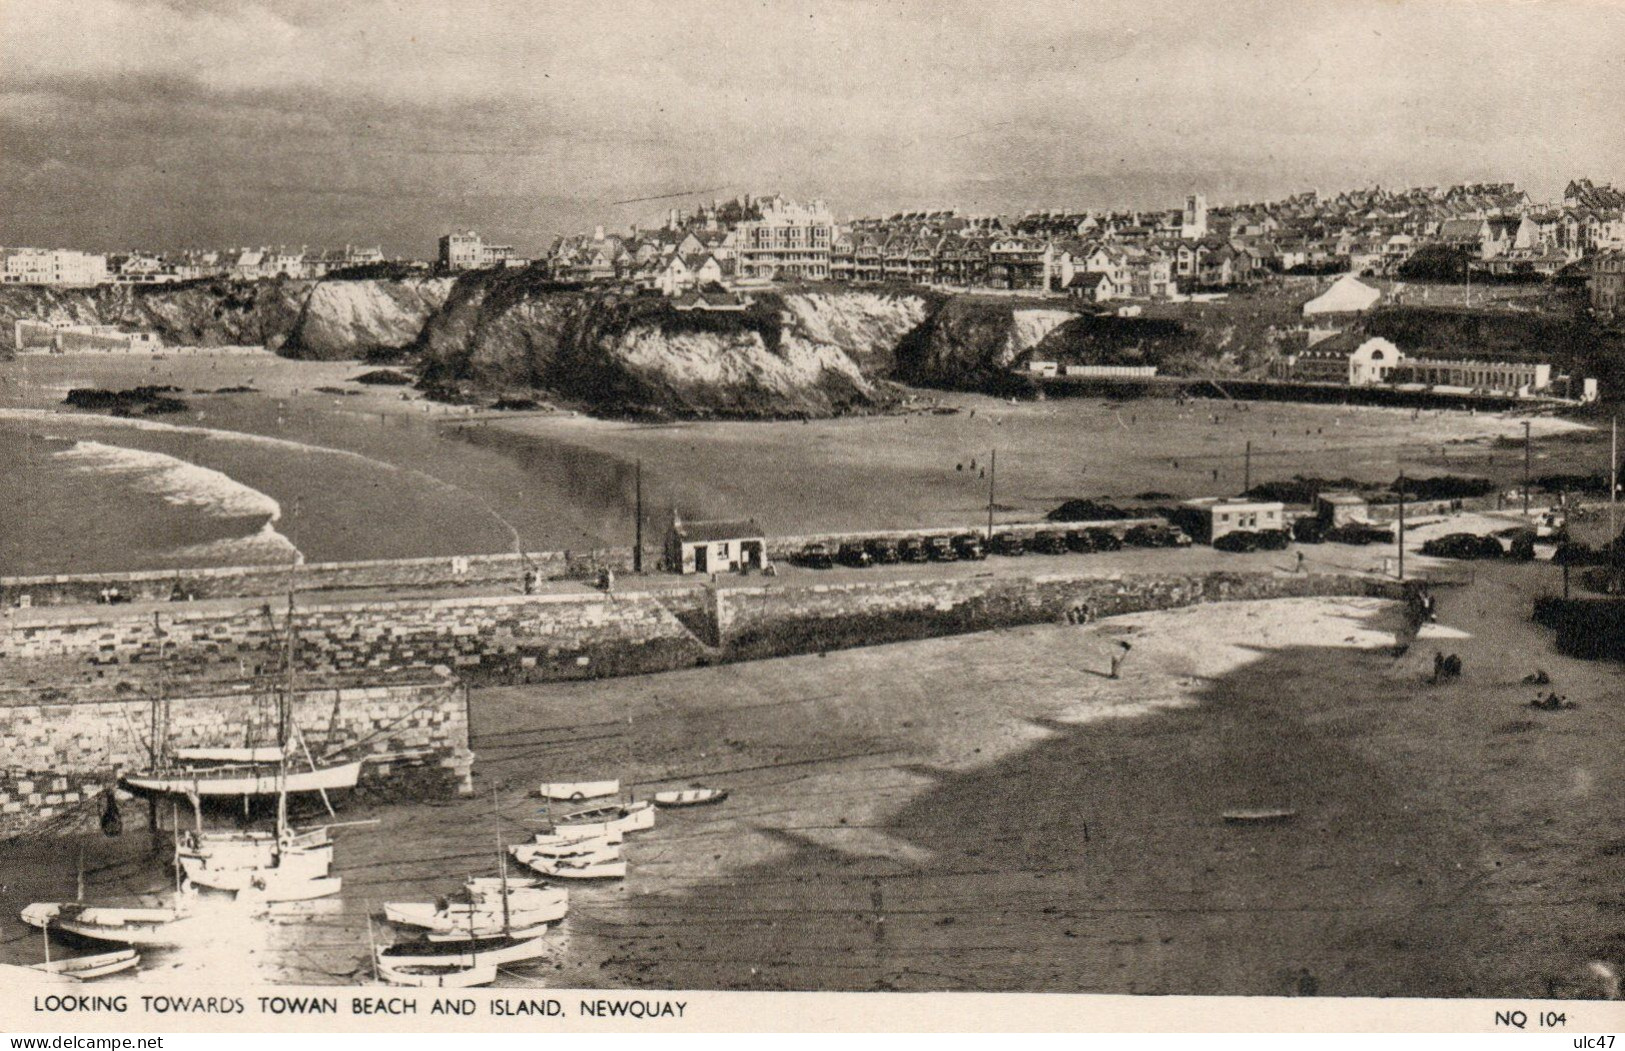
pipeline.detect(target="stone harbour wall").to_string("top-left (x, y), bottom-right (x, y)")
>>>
top-left (0, 676), bottom-right (472, 840)
top-left (1, 589), bottom-right (713, 686)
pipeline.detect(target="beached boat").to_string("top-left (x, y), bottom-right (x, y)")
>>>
top-left (1221, 808), bottom-right (1299, 824)
top-left (508, 838), bottom-right (619, 865)
top-left (383, 893), bottom-right (567, 939)
top-left (537, 780), bottom-right (619, 802)
top-left (31, 949), bottom-right (140, 981)
top-left (20, 902), bottom-right (195, 947)
top-left (464, 876), bottom-right (542, 896)
top-left (192, 867), bottom-right (343, 904)
top-left (122, 759), bottom-right (364, 799)
top-left (378, 934), bottom-right (550, 970)
top-left (553, 799), bottom-right (655, 838)
top-left (531, 828), bottom-right (623, 848)
top-left (520, 855), bottom-right (627, 880)
top-left (652, 787), bottom-right (729, 808)
top-left (374, 957), bottom-right (498, 988)
top-left (180, 839), bottom-right (332, 882)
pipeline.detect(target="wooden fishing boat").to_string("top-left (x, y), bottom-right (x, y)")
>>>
top-left (379, 935), bottom-right (550, 970)
top-left (32, 949), bottom-right (140, 981)
top-left (1221, 808), bottom-right (1299, 825)
top-left (520, 855), bottom-right (627, 880)
top-left (122, 759), bottom-right (364, 799)
top-left (553, 799), bottom-right (655, 838)
top-left (464, 876), bottom-right (542, 896)
top-left (530, 828), bottom-right (622, 848)
top-left (191, 867), bottom-right (342, 904)
top-left (374, 957), bottom-right (497, 988)
top-left (180, 841), bottom-right (332, 882)
top-left (383, 896), bottom-right (566, 938)
top-left (537, 780), bottom-right (619, 802)
top-left (20, 902), bottom-right (194, 947)
top-left (652, 787), bottom-right (729, 808)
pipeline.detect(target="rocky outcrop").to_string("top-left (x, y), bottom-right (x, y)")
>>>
top-left (413, 270), bottom-right (942, 418)
top-left (0, 276), bottom-right (454, 359)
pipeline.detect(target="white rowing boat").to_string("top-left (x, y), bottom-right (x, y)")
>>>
top-left (379, 935), bottom-right (550, 970)
top-left (31, 949), bottom-right (141, 981)
top-left (652, 787), bottom-right (729, 808)
top-left (383, 894), bottom-right (567, 939)
top-left (553, 799), bottom-right (654, 838)
top-left (375, 957), bottom-right (497, 988)
top-left (537, 780), bottom-right (619, 802)
top-left (531, 828), bottom-right (622, 848)
top-left (508, 839), bottom-right (619, 864)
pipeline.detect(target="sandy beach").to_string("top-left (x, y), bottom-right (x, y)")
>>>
top-left (5, 574), bottom-right (1618, 997)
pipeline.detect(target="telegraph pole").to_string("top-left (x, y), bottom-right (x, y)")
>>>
top-left (986, 449), bottom-right (997, 540)
top-left (1243, 440), bottom-right (1252, 496)
top-left (632, 459), bottom-right (644, 574)
top-left (1611, 416), bottom-right (1618, 543)
top-left (1396, 472), bottom-right (1406, 581)
top-left (1523, 420), bottom-right (1531, 518)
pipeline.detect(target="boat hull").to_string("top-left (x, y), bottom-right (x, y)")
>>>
top-left (122, 760), bottom-right (364, 799)
top-left (36, 949), bottom-right (140, 981)
top-left (23, 904), bottom-right (192, 947)
top-left (375, 959), bottom-right (497, 988)
top-left (381, 936), bottom-right (550, 970)
top-left (537, 780), bottom-right (619, 802)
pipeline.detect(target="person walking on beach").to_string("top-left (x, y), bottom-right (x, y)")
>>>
top-left (1109, 640), bottom-right (1132, 679)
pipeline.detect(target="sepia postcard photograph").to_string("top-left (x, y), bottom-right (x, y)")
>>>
top-left (0, 0), bottom-right (1623, 1036)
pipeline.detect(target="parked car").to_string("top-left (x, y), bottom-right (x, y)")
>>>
top-left (989, 532), bottom-right (1026, 557)
top-left (1064, 529), bottom-right (1096, 554)
top-left (898, 537), bottom-right (931, 563)
top-left (1031, 530), bottom-right (1069, 555)
top-left (837, 542), bottom-right (873, 568)
top-left (926, 535), bottom-right (959, 561)
top-left (864, 537), bottom-right (901, 564)
top-left (1254, 528), bottom-right (1292, 551)
top-left (797, 542), bottom-right (835, 568)
top-left (1124, 523), bottom-right (1190, 548)
top-left (1213, 530), bottom-right (1262, 553)
top-left (1084, 528), bottom-right (1123, 552)
top-left (1421, 532), bottom-right (1504, 560)
top-left (1324, 523), bottom-right (1395, 546)
top-left (1292, 517), bottom-right (1327, 544)
top-left (952, 533), bottom-right (987, 560)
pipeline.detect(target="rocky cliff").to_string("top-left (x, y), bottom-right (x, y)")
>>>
top-left (412, 270), bottom-right (944, 418)
top-left (0, 276), bottom-right (454, 359)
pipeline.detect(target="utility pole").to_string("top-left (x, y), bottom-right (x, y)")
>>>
top-left (1243, 439), bottom-right (1252, 496)
top-left (986, 449), bottom-right (997, 541)
top-left (1611, 416), bottom-right (1618, 543)
top-left (1396, 472), bottom-right (1405, 581)
top-left (632, 458), bottom-right (644, 574)
top-left (1523, 420), bottom-right (1531, 518)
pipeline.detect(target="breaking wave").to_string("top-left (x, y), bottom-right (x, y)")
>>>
top-left (54, 439), bottom-right (302, 563)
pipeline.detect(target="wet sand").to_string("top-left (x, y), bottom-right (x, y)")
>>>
top-left (6, 580), bottom-right (1620, 996)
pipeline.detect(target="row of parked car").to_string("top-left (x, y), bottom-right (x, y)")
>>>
top-left (792, 523), bottom-right (1192, 569)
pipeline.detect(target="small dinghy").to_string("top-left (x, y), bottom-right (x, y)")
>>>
top-left (463, 876), bottom-right (542, 896)
top-left (383, 892), bottom-right (567, 939)
top-left (653, 787), bottom-right (729, 808)
top-left (530, 828), bottom-right (623, 848)
top-left (509, 838), bottom-right (619, 864)
top-left (374, 957), bottom-right (498, 988)
top-left (21, 902), bottom-right (194, 947)
top-left (553, 799), bottom-right (654, 838)
top-left (1221, 808), bottom-right (1299, 825)
top-left (227, 873), bottom-right (343, 905)
top-left (521, 855), bottom-right (627, 880)
top-left (537, 780), bottom-right (619, 802)
top-left (31, 949), bottom-right (140, 981)
top-left (379, 935), bottom-right (550, 970)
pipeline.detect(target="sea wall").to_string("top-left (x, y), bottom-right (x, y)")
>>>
top-left (3, 569), bottom-right (1399, 689)
top-left (0, 675), bottom-right (472, 840)
top-left (715, 570), bottom-right (1405, 657)
top-left (0, 589), bottom-right (714, 687)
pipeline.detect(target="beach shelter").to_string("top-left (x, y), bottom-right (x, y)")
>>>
top-left (1302, 273), bottom-right (1382, 317)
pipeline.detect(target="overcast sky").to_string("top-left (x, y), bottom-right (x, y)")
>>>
top-left (2, 0), bottom-right (1621, 257)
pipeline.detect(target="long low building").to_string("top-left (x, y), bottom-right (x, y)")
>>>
top-left (1276, 334), bottom-right (1554, 397)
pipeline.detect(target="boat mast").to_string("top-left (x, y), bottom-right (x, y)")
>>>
top-left (494, 786), bottom-right (510, 937)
